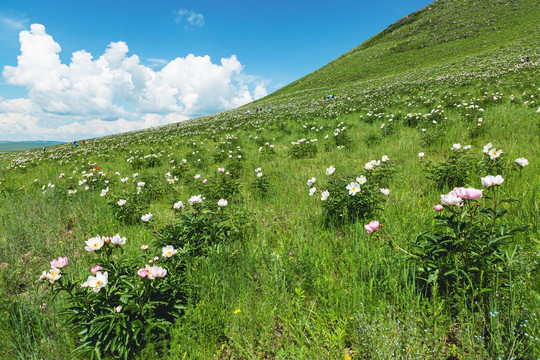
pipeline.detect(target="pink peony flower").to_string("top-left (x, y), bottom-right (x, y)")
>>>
top-left (50, 256), bottom-right (68, 269)
top-left (141, 245), bottom-right (149, 250)
top-left (115, 305), bottom-right (123, 313)
top-left (440, 191), bottom-right (463, 206)
top-left (218, 167), bottom-right (225, 172)
top-left (137, 269), bottom-right (149, 278)
top-left (91, 265), bottom-right (103, 275)
top-left (452, 187), bottom-right (483, 200)
top-left (365, 220), bottom-right (380, 233)
top-left (434, 204), bottom-right (444, 211)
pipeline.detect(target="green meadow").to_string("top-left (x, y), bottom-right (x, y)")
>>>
top-left (0, 0), bottom-right (539, 359)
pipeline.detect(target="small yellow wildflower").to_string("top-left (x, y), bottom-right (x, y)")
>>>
top-left (234, 309), bottom-right (241, 314)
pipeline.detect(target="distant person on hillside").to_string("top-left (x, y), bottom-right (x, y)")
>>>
top-left (521, 57), bottom-right (525, 64)
top-left (526, 56), bottom-right (530, 62)
top-left (43, 147), bottom-right (46, 152)
top-left (246, 110), bottom-right (250, 115)
top-left (82, 139), bottom-right (86, 145)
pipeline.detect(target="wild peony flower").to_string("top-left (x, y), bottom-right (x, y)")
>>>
top-left (488, 148), bottom-right (502, 160)
top-left (68, 189), bottom-right (77, 195)
top-left (86, 271), bottom-right (108, 292)
top-left (117, 199), bottom-right (127, 206)
top-left (307, 177), bottom-right (316, 186)
top-left (515, 158), bottom-right (529, 167)
top-left (356, 175), bottom-right (367, 184)
top-left (115, 305), bottom-right (123, 313)
top-left (381, 155), bottom-right (389, 162)
top-left (85, 236), bottom-right (105, 251)
top-left (218, 199), bottom-right (228, 207)
top-left (309, 187), bottom-right (316, 196)
top-left (100, 187), bottom-right (109, 197)
top-left (162, 245), bottom-right (177, 258)
top-left (326, 166), bottom-right (336, 175)
top-left (145, 265), bottom-right (167, 280)
top-left (482, 143), bottom-right (493, 154)
top-left (111, 234), bottom-right (126, 245)
top-left (141, 213), bottom-right (153, 222)
top-left (189, 195), bottom-right (203, 205)
top-left (346, 182), bottom-right (361, 196)
top-left (141, 245), bottom-right (149, 250)
top-left (380, 188), bottom-right (390, 196)
top-left (452, 187), bottom-right (483, 200)
top-left (321, 190), bottom-right (329, 201)
top-left (137, 269), bottom-right (149, 278)
top-left (173, 201), bottom-right (184, 210)
top-left (42, 268), bottom-right (61, 283)
top-left (418, 152), bottom-right (425, 158)
top-left (452, 144), bottom-right (461, 150)
top-left (434, 204), bottom-right (444, 211)
top-left (50, 256), bottom-right (68, 269)
top-left (440, 191), bottom-right (463, 207)
top-left (365, 221), bottom-right (380, 233)
top-left (481, 175), bottom-right (504, 187)
top-left (91, 265), bottom-right (103, 275)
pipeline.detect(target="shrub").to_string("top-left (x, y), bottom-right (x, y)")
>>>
top-left (39, 236), bottom-right (188, 359)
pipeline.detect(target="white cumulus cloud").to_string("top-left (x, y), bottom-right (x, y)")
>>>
top-left (175, 9), bottom-right (205, 27)
top-left (1, 23), bottom-right (267, 141)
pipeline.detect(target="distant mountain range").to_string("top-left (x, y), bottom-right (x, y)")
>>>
top-left (0, 141), bottom-right (63, 153)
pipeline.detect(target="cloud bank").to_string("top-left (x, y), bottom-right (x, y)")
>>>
top-left (1, 24), bottom-right (267, 141)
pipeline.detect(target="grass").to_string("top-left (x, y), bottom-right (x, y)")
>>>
top-left (0, 0), bottom-right (539, 358)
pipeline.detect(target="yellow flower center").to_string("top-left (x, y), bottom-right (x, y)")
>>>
top-left (92, 242), bottom-right (99, 248)
top-left (95, 280), bottom-right (102, 287)
top-left (167, 251), bottom-right (172, 256)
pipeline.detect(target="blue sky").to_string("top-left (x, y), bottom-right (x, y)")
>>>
top-left (0, 0), bottom-right (432, 141)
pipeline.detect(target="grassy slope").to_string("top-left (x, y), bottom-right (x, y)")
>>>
top-left (271, 0), bottom-right (539, 96)
top-left (0, 0), bottom-right (539, 359)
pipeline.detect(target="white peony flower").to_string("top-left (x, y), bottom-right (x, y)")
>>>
top-left (326, 166), bottom-right (335, 175)
top-left (173, 201), bottom-right (184, 209)
top-left (86, 271), bottom-right (108, 292)
top-left (481, 175), bottom-right (504, 187)
top-left (117, 199), bottom-right (127, 206)
top-left (111, 234), bottom-right (126, 245)
top-left (84, 236), bottom-right (105, 251)
top-left (218, 199), bottom-right (228, 207)
top-left (380, 188), bottom-right (391, 196)
top-left (515, 158), bottom-right (529, 167)
top-left (356, 175), bottom-right (367, 184)
top-left (440, 191), bottom-right (463, 207)
top-left (189, 195), bottom-right (203, 205)
top-left (346, 182), bottom-right (361, 196)
top-left (141, 213), bottom-right (153, 222)
top-left (321, 190), bottom-right (329, 201)
top-left (162, 245), bottom-right (177, 258)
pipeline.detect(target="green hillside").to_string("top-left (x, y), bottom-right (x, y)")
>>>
top-left (0, 0), bottom-right (539, 359)
top-left (271, 0), bottom-right (539, 96)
